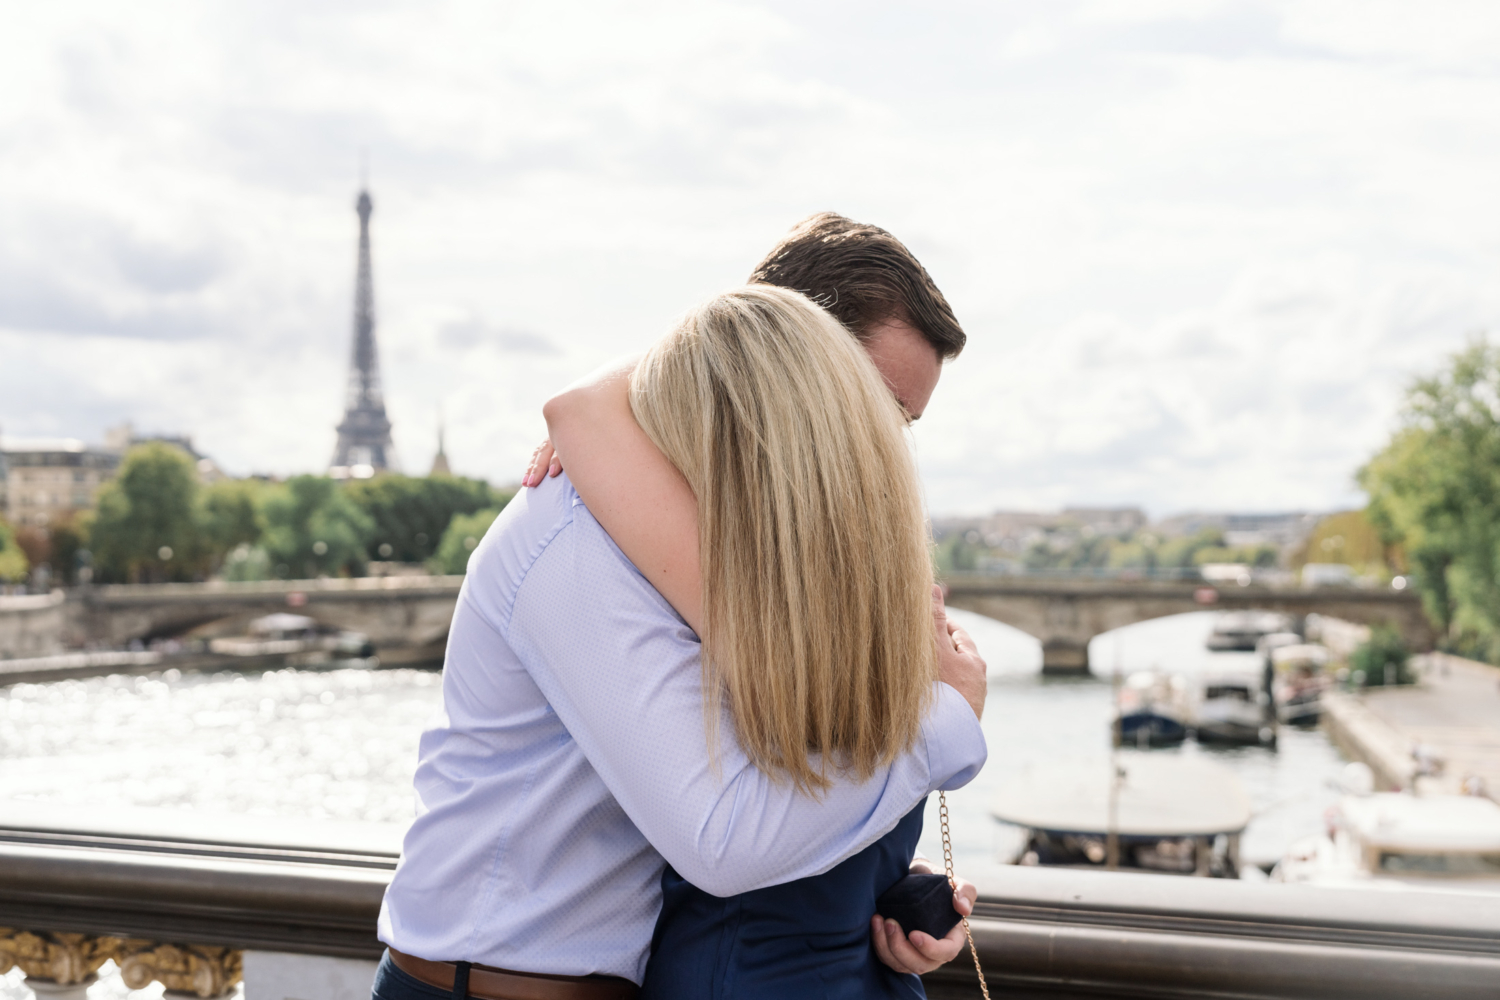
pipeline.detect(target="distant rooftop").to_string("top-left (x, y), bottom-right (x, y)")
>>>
top-left (0, 437), bottom-right (91, 453)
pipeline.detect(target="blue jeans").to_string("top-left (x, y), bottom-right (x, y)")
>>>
top-left (371, 951), bottom-right (466, 1000)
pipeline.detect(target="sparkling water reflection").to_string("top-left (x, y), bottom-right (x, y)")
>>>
top-left (0, 666), bottom-right (441, 822)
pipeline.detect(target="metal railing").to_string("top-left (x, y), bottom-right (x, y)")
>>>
top-left (3, 814), bottom-right (1498, 999)
top-left (925, 866), bottom-right (1500, 999)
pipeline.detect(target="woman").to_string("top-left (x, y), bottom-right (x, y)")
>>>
top-left (542, 285), bottom-right (980, 996)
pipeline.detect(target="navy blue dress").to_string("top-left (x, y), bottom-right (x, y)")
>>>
top-left (640, 799), bottom-right (928, 999)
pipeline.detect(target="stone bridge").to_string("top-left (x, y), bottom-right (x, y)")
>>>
top-left (941, 574), bottom-right (1436, 675)
top-left (58, 577), bottom-right (464, 652)
top-left (0, 575), bottom-right (1438, 674)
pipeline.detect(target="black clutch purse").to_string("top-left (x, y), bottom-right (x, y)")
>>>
top-left (875, 872), bottom-right (962, 940)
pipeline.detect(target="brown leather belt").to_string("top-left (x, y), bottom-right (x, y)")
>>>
top-left (388, 948), bottom-right (639, 1000)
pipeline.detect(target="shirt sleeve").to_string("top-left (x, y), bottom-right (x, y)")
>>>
top-left (497, 502), bottom-right (987, 898)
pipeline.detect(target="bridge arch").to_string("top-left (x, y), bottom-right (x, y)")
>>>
top-left (64, 578), bottom-right (463, 653)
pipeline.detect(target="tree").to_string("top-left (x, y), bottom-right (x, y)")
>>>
top-left (431, 508), bottom-right (504, 575)
top-left (222, 543), bottom-right (273, 582)
top-left (1349, 624), bottom-right (1414, 687)
top-left (1292, 510), bottom-right (1399, 577)
top-left (260, 476), bottom-right (375, 579)
top-left (0, 518), bottom-right (27, 583)
top-left (345, 475), bottom-right (507, 563)
top-left (89, 443), bottom-right (203, 583)
top-left (1360, 338), bottom-right (1500, 662)
top-left (198, 479), bottom-right (265, 567)
top-left (46, 517), bottom-right (88, 586)
top-left (1156, 528), bottom-right (1226, 569)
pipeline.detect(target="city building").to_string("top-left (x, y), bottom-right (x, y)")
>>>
top-left (1153, 511), bottom-right (1319, 548)
top-left (104, 423), bottom-right (226, 484)
top-left (0, 424), bottom-right (223, 529)
top-left (1062, 506), bottom-right (1148, 537)
top-left (0, 436), bottom-right (120, 528)
top-left (933, 507), bottom-right (1148, 552)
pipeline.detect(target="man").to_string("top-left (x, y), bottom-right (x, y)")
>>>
top-left (374, 214), bottom-right (987, 999)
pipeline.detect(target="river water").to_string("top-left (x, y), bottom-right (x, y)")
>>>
top-left (0, 609), bottom-right (1350, 997)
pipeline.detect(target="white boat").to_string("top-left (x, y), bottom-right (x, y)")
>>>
top-left (1191, 672), bottom-right (1276, 746)
top-left (1272, 764), bottom-right (1500, 893)
top-left (991, 756), bottom-right (1252, 878)
top-left (1206, 611), bottom-right (1293, 652)
top-left (207, 613), bottom-right (376, 666)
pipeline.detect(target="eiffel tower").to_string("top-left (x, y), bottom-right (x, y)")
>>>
top-left (330, 188), bottom-right (396, 476)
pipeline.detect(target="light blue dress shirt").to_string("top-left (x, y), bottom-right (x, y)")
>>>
top-left (377, 475), bottom-right (987, 984)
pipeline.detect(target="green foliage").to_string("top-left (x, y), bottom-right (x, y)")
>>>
top-left (1105, 540), bottom-right (1152, 569)
top-left (1012, 526), bottom-right (1276, 573)
top-left (80, 462), bottom-right (508, 584)
top-left (1189, 544), bottom-right (1279, 568)
top-left (89, 443), bottom-right (203, 583)
top-left (0, 518), bottom-right (28, 583)
top-left (1024, 530), bottom-right (1113, 571)
top-left (934, 533), bottom-right (979, 574)
top-left (48, 518), bottom-right (88, 585)
top-left (1360, 339), bottom-right (1500, 662)
top-left (430, 508), bottom-right (503, 575)
top-left (345, 475), bottom-right (507, 563)
top-left (260, 476), bottom-right (375, 579)
top-left (936, 524), bottom-right (1278, 578)
top-left (1293, 509), bottom-right (1398, 576)
top-left (1349, 624), bottom-right (1414, 686)
top-left (1153, 529), bottom-right (1221, 569)
top-left (199, 479), bottom-right (265, 556)
top-left (222, 543), bottom-right (273, 582)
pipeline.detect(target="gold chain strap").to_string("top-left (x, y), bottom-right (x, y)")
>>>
top-left (938, 791), bottom-right (991, 999)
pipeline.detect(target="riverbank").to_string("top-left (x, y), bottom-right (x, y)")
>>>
top-left (1322, 652), bottom-right (1500, 801)
top-left (0, 641), bottom-right (446, 686)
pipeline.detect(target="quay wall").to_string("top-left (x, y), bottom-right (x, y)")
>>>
top-left (1322, 690), bottom-right (1416, 791)
top-left (1322, 652), bottom-right (1500, 800)
top-left (0, 590), bottom-right (65, 659)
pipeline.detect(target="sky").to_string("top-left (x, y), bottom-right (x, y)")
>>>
top-left (4, 0), bottom-right (1500, 517)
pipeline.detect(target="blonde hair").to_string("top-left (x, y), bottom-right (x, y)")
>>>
top-left (630, 285), bottom-right (936, 792)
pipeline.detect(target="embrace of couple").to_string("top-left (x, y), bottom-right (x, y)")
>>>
top-left (372, 213), bottom-right (991, 1000)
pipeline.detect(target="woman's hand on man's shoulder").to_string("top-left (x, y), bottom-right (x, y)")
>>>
top-left (522, 439), bottom-right (563, 487)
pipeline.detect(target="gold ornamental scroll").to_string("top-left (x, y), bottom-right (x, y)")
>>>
top-left (0, 929), bottom-right (242, 998)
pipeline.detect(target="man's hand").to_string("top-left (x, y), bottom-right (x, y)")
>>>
top-left (871, 858), bottom-right (979, 975)
top-left (522, 439), bottom-right (563, 487)
top-left (932, 585), bottom-right (986, 720)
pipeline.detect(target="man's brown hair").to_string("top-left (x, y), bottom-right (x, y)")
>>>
top-left (747, 212), bottom-right (966, 359)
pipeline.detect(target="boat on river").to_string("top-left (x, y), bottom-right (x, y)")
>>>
top-left (1112, 671), bottom-right (1190, 747)
top-left (1272, 765), bottom-right (1500, 893)
top-left (207, 613), bottom-right (377, 668)
top-left (992, 756), bottom-right (1251, 878)
top-left (1206, 611), bottom-right (1293, 652)
top-left (1190, 672), bottom-right (1276, 746)
top-left (1270, 642), bottom-right (1331, 726)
